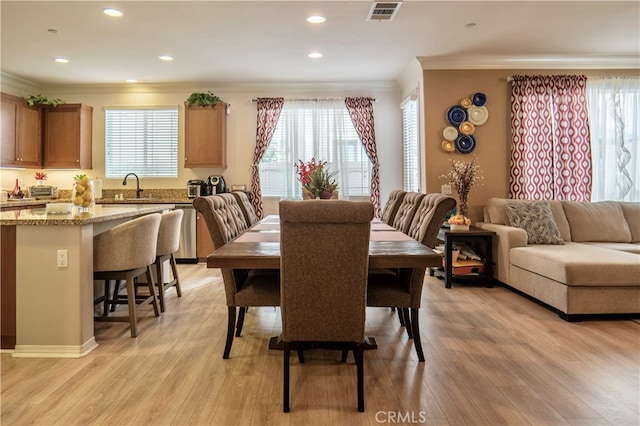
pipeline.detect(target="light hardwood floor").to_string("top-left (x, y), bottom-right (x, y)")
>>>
top-left (2, 264), bottom-right (638, 425)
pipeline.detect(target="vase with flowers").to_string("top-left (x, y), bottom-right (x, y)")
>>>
top-left (440, 157), bottom-right (484, 218)
top-left (295, 158), bottom-right (338, 199)
top-left (35, 171), bottom-right (47, 186)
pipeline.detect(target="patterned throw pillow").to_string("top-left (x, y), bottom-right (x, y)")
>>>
top-left (504, 201), bottom-right (565, 245)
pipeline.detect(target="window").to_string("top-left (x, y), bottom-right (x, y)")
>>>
top-left (104, 107), bottom-right (178, 178)
top-left (587, 77), bottom-right (640, 202)
top-left (259, 100), bottom-right (371, 198)
top-left (402, 96), bottom-right (420, 192)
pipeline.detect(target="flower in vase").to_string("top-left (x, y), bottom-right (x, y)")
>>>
top-left (440, 157), bottom-right (484, 216)
top-left (35, 171), bottom-right (47, 181)
top-left (294, 158), bottom-right (338, 199)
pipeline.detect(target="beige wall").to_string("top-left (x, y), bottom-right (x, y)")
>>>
top-left (422, 68), bottom-right (638, 223)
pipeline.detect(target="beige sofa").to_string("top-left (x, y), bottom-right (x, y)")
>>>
top-left (477, 198), bottom-right (640, 321)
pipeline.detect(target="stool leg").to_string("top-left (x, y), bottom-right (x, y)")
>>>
top-left (146, 265), bottom-right (160, 317)
top-left (102, 280), bottom-right (111, 316)
top-left (125, 272), bottom-right (138, 338)
top-left (155, 258), bottom-right (166, 313)
top-left (170, 253), bottom-right (182, 297)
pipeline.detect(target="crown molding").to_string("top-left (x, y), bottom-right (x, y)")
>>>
top-left (418, 55), bottom-right (640, 70)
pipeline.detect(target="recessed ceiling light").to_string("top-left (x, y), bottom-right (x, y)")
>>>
top-left (103, 8), bottom-right (123, 17)
top-left (159, 55), bottom-right (174, 61)
top-left (126, 79), bottom-right (137, 83)
top-left (54, 57), bottom-right (69, 63)
top-left (306, 15), bottom-right (326, 24)
top-left (465, 22), bottom-right (477, 28)
top-left (47, 28), bottom-right (58, 34)
top-left (307, 52), bottom-right (323, 59)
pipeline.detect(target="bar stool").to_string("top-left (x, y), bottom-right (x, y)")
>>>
top-left (94, 213), bottom-right (161, 337)
top-left (154, 209), bottom-right (183, 312)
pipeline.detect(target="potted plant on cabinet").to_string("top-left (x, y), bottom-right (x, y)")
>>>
top-left (186, 91), bottom-right (220, 107)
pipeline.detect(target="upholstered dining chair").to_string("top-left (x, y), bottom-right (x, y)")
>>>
top-left (154, 209), bottom-right (184, 312)
top-left (381, 189), bottom-right (407, 225)
top-left (279, 200), bottom-right (374, 413)
top-left (94, 213), bottom-right (161, 337)
top-left (231, 191), bottom-right (259, 227)
top-left (193, 195), bottom-right (280, 359)
top-left (368, 193), bottom-right (456, 362)
top-left (391, 191), bottom-right (426, 233)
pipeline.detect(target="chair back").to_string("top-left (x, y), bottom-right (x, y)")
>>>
top-left (381, 190), bottom-right (407, 225)
top-left (218, 193), bottom-right (251, 230)
top-left (94, 213), bottom-right (161, 272)
top-left (406, 194), bottom-right (456, 247)
top-left (193, 195), bottom-right (247, 249)
top-left (156, 209), bottom-right (184, 256)
top-left (279, 200), bottom-right (373, 343)
top-left (392, 192), bottom-right (426, 233)
top-left (231, 191), bottom-right (259, 226)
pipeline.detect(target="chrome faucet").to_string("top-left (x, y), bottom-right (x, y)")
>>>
top-left (122, 173), bottom-right (143, 198)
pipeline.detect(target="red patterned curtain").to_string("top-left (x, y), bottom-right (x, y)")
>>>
top-left (345, 97), bottom-right (381, 217)
top-left (509, 75), bottom-right (592, 201)
top-left (251, 97), bottom-right (284, 218)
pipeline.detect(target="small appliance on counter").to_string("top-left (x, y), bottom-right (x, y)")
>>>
top-left (207, 175), bottom-right (226, 195)
top-left (27, 185), bottom-right (58, 199)
top-left (187, 180), bottom-right (206, 198)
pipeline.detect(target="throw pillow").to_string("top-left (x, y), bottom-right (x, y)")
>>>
top-left (504, 201), bottom-right (565, 245)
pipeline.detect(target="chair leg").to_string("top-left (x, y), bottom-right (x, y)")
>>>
top-left (341, 350), bottom-right (349, 363)
top-left (397, 307), bottom-right (405, 326)
top-left (355, 345), bottom-right (364, 412)
top-left (410, 308), bottom-right (425, 362)
top-left (170, 253), bottom-right (182, 297)
top-left (223, 306), bottom-right (236, 359)
top-left (125, 273), bottom-right (138, 338)
top-left (297, 350), bottom-right (305, 364)
top-left (155, 258), bottom-right (166, 313)
top-left (402, 308), bottom-right (413, 339)
top-left (102, 280), bottom-right (111, 316)
top-left (146, 266), bottom-right (160, 317)
top-left (110, 280), bottom-right (123, 312)
top-left (236, 306), bottom-right (247, 337)
top-left (283, 342), bottom-right (290, 413)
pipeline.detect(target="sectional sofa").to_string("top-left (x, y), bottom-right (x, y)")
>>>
top-left (477, 198), bottom-right (640, 321)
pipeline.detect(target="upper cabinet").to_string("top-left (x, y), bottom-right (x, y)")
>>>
top-left (43, 103), bottom-right (93, 169)
top-left (1, 93), bottom-right (42, 168)
top-left (184, 101), bottom-right (227, 168)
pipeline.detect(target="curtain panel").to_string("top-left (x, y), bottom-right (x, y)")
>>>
top-left (345, 97), bottom-right (381, 217)
top-left (509, 75), bottom-right (592, 201)
top-left (251, 97), bottom-right (284, 218)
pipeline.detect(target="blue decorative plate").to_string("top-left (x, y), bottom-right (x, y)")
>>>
top-left (472, 92), bottom-right (487, 106)
top-left (455, 134), bottom-right (476, 154)
top-left (446, 105), bottom-right (468, 126)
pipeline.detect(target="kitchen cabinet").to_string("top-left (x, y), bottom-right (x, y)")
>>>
top-left (196, 211), bottom-right (215, 261)
top-left (43, 103), bottom-right (93, 169)
top-left (1, 93), bottom-right (42, 168)
top-left (184, 102), bottom-right (227, 168)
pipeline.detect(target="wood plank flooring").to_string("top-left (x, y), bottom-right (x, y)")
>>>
top-left (1, 264), bottom-right (638, 425)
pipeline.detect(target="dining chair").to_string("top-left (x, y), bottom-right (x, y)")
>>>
top-left (218, 193), bottom-right (252, 231)
top-left (231, 191), bottom-right (259, 227)
top-left (154, 209), bottom-right (184, 312)
top-left (381, 189), bottom-right (407, 225)
top-left (193, 195), bottom-right (280, 359)
top-left (391, 191), bottom-right (426, 233)
top-left (93, 213), bottom-right (161, 337)
top-left (279, 200), bottom-right (373, 413)
top-left (368, 193), bottom-right (456, 362)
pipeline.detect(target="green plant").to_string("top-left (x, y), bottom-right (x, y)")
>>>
top-left (25, 94), bottom-right (65, 107)
top-left (186, 91), bottom-right (220, 106)
top-left (295, 158), bottom-right (338, 199)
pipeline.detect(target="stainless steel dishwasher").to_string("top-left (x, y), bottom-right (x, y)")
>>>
top-left (175, 204), bottom-right (197, 263)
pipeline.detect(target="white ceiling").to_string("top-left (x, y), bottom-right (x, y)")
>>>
top-left (1, 0), bottom-right (638, 87)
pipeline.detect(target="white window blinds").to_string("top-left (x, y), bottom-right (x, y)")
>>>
top-left (104, 107), bottom-right (178, 178)
top-left (402, 97), bottom-right (420, 192)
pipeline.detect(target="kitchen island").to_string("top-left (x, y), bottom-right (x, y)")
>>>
top-left (1, 204), bottom-right (175, 358)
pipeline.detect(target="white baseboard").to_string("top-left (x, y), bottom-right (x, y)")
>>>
top-left (12, 338), bottom-right (98, 358)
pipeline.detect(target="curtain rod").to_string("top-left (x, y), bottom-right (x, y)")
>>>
top-left (250, 97), bottom-right (376, 103)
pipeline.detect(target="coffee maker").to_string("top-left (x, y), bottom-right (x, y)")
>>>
top-left (187, 180), bottom-right (205, 198)
top-left (206, 175), bottom-right (226, 195)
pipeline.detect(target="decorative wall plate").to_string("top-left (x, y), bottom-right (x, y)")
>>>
top-left (455, 134), bottom-right (476, 153)
top-left (459, 121), bottom-right (475, 135)
top-left (446, 105), bottom-right (468, 126)
top-left (442, 139), bottom-right (456, 152)
top-left (460, 98), bottom-right (472, 109)
top-left (472, 92), bottom-right (487, 106)
top-left (443, 126), bottom-right (458, 141)
top-left (468, 105), bottom-right (489, 125)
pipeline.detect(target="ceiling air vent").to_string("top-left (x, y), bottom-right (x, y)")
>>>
top-left (367, 1), bottom-right (402, 21)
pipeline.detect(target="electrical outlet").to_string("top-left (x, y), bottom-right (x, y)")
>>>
top-left (57, 250), bottom-right (68, 268)
top-left (441, 184), bottom-right (452, 195)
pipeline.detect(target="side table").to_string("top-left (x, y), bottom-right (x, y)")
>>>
top-left (432, 226), bottom-right (496, 288)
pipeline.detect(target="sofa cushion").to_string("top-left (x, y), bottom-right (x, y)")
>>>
top-left (504, 201), bottom-right (564, 245)
top-left (485, 198), bottom-right (571, 241)
top-left (581, 242), bottom-right (640, 254)
top-left (563, 201), bottom-right (631, 243)
top-left (510, 242), bottom-right (640, 286)
top-left (620, 202), bottom-right (640, 242)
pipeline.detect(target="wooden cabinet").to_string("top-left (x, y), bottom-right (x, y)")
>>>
top-left (1, 93), bottom-right (42, 168)
top-left (196, 211), bottom-right (215, 261)
top-left (184, 102), bottom-right (227, 168)
top-left (43, 103), bottom-right (93, 169)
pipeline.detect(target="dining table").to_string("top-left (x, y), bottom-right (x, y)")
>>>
top-left (206, 215), bottom-right (442, 351)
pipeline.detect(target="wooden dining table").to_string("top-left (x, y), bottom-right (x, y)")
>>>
top-left (206, 215), bottom-right (441, 270)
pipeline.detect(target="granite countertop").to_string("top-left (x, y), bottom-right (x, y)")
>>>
top-left (0, 204), bottom-right (175, 226)
top-left (1, 197), bottom-right (193, 210)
